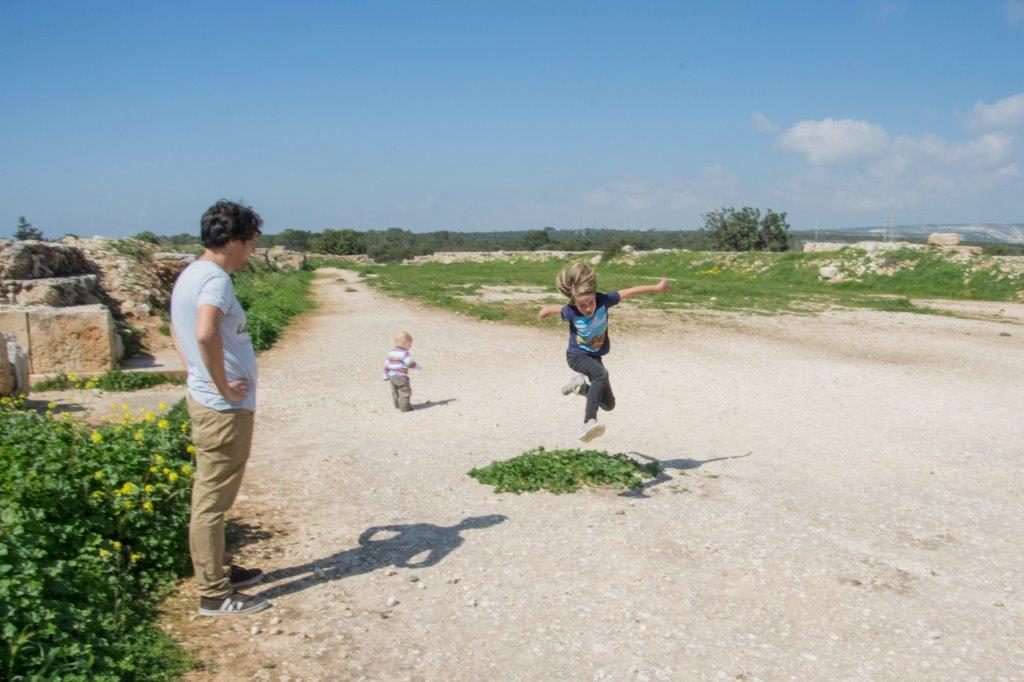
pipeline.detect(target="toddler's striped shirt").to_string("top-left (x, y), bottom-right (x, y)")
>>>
top-left (384, 346), bottom-right (414, 378)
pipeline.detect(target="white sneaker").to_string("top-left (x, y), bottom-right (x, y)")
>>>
top-left (561, 373), bottom-right (589, 396)
top-left (578, 419), bottom-right (606, 443)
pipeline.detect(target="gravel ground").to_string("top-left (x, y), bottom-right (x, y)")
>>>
top-left (169, 268), bottom-right (1023, 681)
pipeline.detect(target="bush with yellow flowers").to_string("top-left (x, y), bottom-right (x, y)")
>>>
top-left (1, 397), bottom-right (196, 680)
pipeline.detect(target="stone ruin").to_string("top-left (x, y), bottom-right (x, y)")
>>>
top-left (0, 237), bottom-right (195, 393)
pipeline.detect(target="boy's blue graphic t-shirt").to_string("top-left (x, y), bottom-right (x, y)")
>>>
top-left (561, 291), bottom-right (621, 356)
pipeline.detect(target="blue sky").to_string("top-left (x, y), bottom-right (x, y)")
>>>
top-left (2, 1), bottom-right (1023, 236)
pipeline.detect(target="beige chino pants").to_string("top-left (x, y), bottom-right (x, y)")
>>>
top-left (186, 396), bottom-right (255, 599)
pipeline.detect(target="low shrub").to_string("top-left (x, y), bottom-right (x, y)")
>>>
top-left (0, 397), bottom-right (195, 680)
top-left (469, 447), bottom-right (662, 494)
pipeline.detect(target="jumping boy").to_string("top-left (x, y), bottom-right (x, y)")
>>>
top-left (538, 261), bottom-right (668, 442)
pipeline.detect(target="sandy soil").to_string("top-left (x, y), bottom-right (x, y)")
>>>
top-left (164, 268), bottom-right (1023, 681)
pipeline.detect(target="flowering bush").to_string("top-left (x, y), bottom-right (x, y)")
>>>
top-left (0, 398), bottom-right (195, 680)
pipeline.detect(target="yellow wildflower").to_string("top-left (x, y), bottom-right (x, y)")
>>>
top-left (93, 470), bottom-right (104, 480)
top-left (153, 454), bottom-right (165, 465)
top-left (134, 429), bottom-right (144, 441)
top-left (123, 500), bottom-right (134, 510)
top-left (149, 465), bottom-right (159, 474)
top-left (144, 411), bottom-right (156, 422)
top-left (144, 484), bottom-right (155, 494)
top-left (91, 491), bottom-right (104, 499)
top-left (186, 444), bottom-right (197, 455)
top-left (180, 464), bottom-right (193, 476)
top-left (98, 548), bottom-right (111, 558)
top-left (112, 541), bottom-right (122, 551)
top-left (167, 471), bottom-right (179, 482)
top-left (142, 501), bottom-right (154, 512)
top-left (157, 401), bottom-right (168, 412)
top-left (130, 553), bottom-right (142, 563)
top-left (85, 378), bottom-right (98, 389)
top-left (118, 482), bottom-right (137, 495)
top-left (157, 418), bottom-right (170, 430)
top-left (162, 467), bottom-right (172, 476)
top-left (68, 372), bottom-right (79, 382)
top-left (90, 431), bottom-right (103, 444)
top-left (180, 421), bottom-right (189, 433)
top-left (47, 401), bottom-right (57, 411)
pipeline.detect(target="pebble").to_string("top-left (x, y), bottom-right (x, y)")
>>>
top-left (271, 627), bottom-right (284, 635)
top-left (270, 616), bottom-right (282, 625)
top-left (251, 626), bottom-right (261, 635)
top-left (417, 583), bottom-right (426, 590)
top-left (409, 575), bottom-right (420, 582)
top-left (466, 597), bottom-right (478, 607)
top-left (387, 596), bottom-right (399, 607)
top-left (386, 569), bottom-right (398, 576)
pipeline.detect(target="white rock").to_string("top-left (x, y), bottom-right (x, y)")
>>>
top-left (466, 597), bottom-right (478, 607)
top-left (386, 596), bottom-right (399, 607)
top-left (270, 616), bottom-right (281, 625)
top-left (250, 626), bottom-right (261, 635)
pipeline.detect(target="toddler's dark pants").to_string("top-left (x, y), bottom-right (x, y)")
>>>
top-left (566, 352), bottom-right (616, 422)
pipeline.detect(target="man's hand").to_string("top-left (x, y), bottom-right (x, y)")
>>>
top-left (208, 374), bottom-right (246, 401)
top-left (654, 277), bottom-right (669, 293)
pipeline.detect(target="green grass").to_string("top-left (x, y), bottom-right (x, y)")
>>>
top-left (33, 369), bottom-right (185, 392)
top-left (233, 268), bottom-right (316, 352)
top-left (339, 248), bottom-right (1024, 321)
top-left (469, 447), bottom-right (662, 494)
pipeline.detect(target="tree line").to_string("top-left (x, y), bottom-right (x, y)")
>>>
top-left (9, 208), bottom-right (798, 262)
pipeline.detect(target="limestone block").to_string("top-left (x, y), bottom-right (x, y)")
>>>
top-left (0, 241), bottom-right (91, 279)
top-left (0, 333), bottom-right (9, 396)
top-left (928, 232), bottom-right (961, 246)
top-left (802, 242), bottom-right (848, 253)
top-left (0, 307), bottom-right (30, 354)
top-left (26, 304), bottom-right (116, 374)
top-left (3, 274), bottom-right (101, 307)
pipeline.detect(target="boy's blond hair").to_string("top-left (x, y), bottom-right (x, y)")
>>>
top-left (555, 261), bottom-right (597, 301)
top-left (395, 331), bottom-right (412, 346)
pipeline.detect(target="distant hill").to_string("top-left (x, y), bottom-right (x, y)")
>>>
top-left (828, 223), bottom-right (1024, 244)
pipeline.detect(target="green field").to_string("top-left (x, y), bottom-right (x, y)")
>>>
top-left (319, 248), bottom-right (1024, 323)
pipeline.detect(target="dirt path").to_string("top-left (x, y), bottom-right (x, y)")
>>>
top-left (173, 268), bottom-right (1023, 681)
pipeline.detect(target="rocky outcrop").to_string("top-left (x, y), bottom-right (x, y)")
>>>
top-left (928, 232), bottom-right (961, 246)
top-left (2, 274), bottom-right (101, 307)
top-left (0, 240), bottom-right (91, 279)
top-left (257, 246), bottom-right (306, 270)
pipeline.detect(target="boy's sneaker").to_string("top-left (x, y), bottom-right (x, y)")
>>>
top-left (228, 565), bottom-right (264, 589)
top-left (198, 591), bottom-right (271, 616)
top-left (561, 374), bottom-right (589, 396)
top-left (578, 419), bottom-right (606, 443)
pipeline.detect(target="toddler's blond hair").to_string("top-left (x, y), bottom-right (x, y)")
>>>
top-left (395, 331), bottom-right (412, 346)
top-left (555, 261), bottom-right (597, 301)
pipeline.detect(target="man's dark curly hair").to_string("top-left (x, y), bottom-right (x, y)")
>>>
top-left (200, 200), bottom-right (263, 248)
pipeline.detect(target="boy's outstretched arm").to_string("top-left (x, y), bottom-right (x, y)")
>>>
top-left (618, 278), bottom-right (669, 300)
top-left (538, 303), bottom-right (563, 320)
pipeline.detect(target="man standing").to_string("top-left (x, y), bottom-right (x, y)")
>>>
top-left (170, 200), bottom-right (270, 615)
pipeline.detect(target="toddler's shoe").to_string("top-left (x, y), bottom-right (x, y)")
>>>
top-left (578, 419), bottom-right (606, 443)
top-left (561, 373), bottom-right (589, 396)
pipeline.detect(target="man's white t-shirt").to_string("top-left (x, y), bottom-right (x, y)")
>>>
top-left (170, 260), bottom-right (257, 412)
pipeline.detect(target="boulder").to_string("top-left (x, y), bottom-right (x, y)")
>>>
top-left (0, 241), bottom-right (91, 279)
top-left (818, 265), bottom-right (842, 281)
top-left (3, 274), bottom-right (101, 306)
top-left (928, 232), bottom-right (961, 247)
top-left (26, 304), bottom-right (118, 374)
top-left (0, 307), bottom-right (30, 354)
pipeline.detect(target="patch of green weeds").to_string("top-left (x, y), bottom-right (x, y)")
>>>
top-left (33, 369), bottom-right (184, 392)
top-left (468, 447), bottom-right (662, 494)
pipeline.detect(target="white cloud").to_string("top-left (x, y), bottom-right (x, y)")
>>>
top-left (750, 112), bottom-right (779, 134)
top-left (776, 118), bottom-right (891, 165)
top-left (583, 165), bottom-right (740, 214)
top-left (967, 92), bottom-right (1024, 130)
top-left (768, 111), bottom-right (1022, 221)
top-left (1006, 0), bottom-right (1024, 24)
